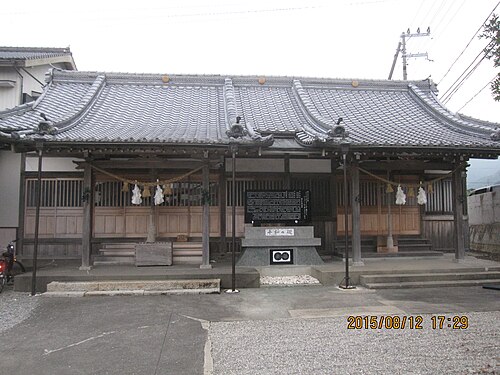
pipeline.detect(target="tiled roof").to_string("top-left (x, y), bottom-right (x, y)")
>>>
top-left (0, 69), bottom-right (498, 152)
top-left (0, 47), bottom-right (75, 68)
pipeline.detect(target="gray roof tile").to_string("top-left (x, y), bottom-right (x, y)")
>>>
top-left (0, 70), bottom-right (498, 152)
top-left (0, 47), bottom-right (72, 61)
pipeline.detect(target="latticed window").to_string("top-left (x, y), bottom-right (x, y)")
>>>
top-left (425, 179), bottom-right (453, 214)
top-left (26, 178), bottom-right (83, 207)
top-left (25, 179), bottom-right (219, 208)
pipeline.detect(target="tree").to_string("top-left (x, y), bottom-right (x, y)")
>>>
top-left (480, 14), bottom-right (500, 101)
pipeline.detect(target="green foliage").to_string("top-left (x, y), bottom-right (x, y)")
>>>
top-left (480, 14), bottom-right (500, 101)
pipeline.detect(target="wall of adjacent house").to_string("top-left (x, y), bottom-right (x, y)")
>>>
top-left (0, 151), bottom-right (22, 248)
top-left (0, 68), bottom-right (21, 111)
top-left (468, 187), bottom-right (500, 255)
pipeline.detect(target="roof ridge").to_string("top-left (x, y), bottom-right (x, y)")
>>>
top-left (52, 75), bottom-right (106, 135)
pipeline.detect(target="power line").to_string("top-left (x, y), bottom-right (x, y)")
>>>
top-left (438, 0), bottom-right (500, 85)
top-left (457, 75), bottom-right (497, 112)
top-left (441, 45), bottom-right (490, 104)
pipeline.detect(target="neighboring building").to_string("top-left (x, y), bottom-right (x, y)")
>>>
top-left (0, 47), bottom-right (76, 248)
top-left (0, 69), bottom-right (499, 269)
top-left (468, 185), bottom-right (500, 258)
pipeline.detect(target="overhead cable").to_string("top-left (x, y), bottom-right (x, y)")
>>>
top-left (457, 75), bottom-right (498, 112)
top-left (438, 1), bottom-right (500, 85)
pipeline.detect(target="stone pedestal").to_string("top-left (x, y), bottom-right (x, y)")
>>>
top-left (237, 226), bottom-right (323, 266)
top-left (135, 242), bottom-right (172, 266)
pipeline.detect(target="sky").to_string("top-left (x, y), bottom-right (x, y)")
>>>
top-left (2, 0), bottom-right (500, 186)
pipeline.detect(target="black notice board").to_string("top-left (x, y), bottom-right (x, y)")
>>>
top-left (244, 190), bottom-right (311, 224)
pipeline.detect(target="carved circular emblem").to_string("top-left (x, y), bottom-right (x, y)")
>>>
top-left (258, 77), bottom-right (266, 85)
top-left (162, 75), bottom-right (170, 83)
top-left (351, 80), bottom-right (359, 88)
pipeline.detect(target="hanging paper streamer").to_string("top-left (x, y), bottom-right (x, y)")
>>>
top-left (386, 183), bottom-right (394, 193)
top-left (131, 184), bottom-right (142, 205)
top-left (142, 187), bottom-right (151, 198)
top-left (417, 186), bottom-right (427, 205)
top-left (395, 184), bottom-right (406, 205)
top-left (154, 185), bottom-right (164, 205)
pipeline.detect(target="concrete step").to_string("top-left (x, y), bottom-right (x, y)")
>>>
top-left (360, 271), bottom-right (500, 284)
top-left (363, 279), bottom-right (500, 289)
top-left (44, 279), bottom-right (220, 296)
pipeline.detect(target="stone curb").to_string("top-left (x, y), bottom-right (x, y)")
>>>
top-left (42, 288), bottom-right (221, 297)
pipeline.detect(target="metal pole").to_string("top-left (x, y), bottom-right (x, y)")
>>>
top-left (31, 148), bottom-right (43, 296)
top-left (402, 33), bottom-right (408, 80)
top-left (342, 152), bottom-right (350, 288)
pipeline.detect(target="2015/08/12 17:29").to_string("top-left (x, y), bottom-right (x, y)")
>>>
top-left (346, 315), bottom-right (469, 330)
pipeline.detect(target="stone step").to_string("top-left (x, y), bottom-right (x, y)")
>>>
top-left (44, 279), bottom-right (220, 296)
top-left (360, 271), bottom-right (500, 284)
top-left (362, 279), bottom-right (500, 289)
top-left (362, 251), bottom-right (442, 258)
top-left (93, 256), bottom-right (135, 265)
top-left (173, 242), bottom-right (203, 250)
top-left (397, 244), bottom-right (433, 252)
top-left (99, 250), bottom-right (136, 256)
top-left (102, 243), bottom-right (137, 249)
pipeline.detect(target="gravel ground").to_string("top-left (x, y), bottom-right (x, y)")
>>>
top-left (0, 286), bottom-right (40, 333)
top-left (210, 311), bottom-right (499, 375)
top-left (260, 275), bottom-right (321, 286)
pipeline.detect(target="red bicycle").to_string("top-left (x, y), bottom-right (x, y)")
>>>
top-left (0, 241), bottom-right (25, 293)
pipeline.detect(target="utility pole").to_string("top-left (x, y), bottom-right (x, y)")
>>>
top-left (388, 28), bottom-right (431, 80)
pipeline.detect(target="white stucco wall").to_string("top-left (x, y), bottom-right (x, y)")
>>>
top-left (0, 151), bottom-right (21, 227)
top-left (25, 156), bottom-right (82, 172)
top-left (0, 68), bottom-right (20, 111)
top-left (290, 159), bottom-right (331, 173)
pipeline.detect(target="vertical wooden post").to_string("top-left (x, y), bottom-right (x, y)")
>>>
top-left (351, 161), bottom-right (362, 265)
top-left (284, 154), bottom-right (290, 189)
top-left (330, 159), bottom-right (338, 254)
top-left (31, 148), bottom-right (43, 295)
top-left (80, 162), bottom-right (93, 270)
top-left (452, 164), bottom-right (465, 262)
top-left (219, 158), bottom-right (227, 253)
top-left (201, 163), bottom-right (211, 269)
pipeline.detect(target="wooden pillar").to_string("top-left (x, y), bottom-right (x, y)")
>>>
top-left (330, 159), bottom-right (338, 254)
top-left (351, 161), bottom-right (363, 265)
top-left (80, 162), bottom-right (93, 270)
top-left (452, 164), bottom-right (465, 262)
top-left (219, 158), bottom-right (227, 253)
top-left (284, 154), bottom-right (290, 189)
top-left (201, 163), bottom-right (212, 269)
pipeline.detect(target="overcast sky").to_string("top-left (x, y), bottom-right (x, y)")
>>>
top-left (2, 0), bottom-right (500, 185)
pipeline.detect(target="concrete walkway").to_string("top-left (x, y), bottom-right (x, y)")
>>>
top-left (14, 253), bottom-right (500, 293)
